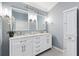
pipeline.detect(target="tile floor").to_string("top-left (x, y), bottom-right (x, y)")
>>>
top-left (38, 48), bottom-right (63, 56)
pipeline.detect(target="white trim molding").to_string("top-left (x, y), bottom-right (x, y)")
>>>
top-left (53, 46), bottom-right (64, 53)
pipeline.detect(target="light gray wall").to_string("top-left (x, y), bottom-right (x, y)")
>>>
top-left (0, 3), bottom-right (2, 55)
top-left (0, 2), bottom-right (2, 16)
top-left (0, 17), bottom-right (2, 55)
top-left (48, 2), bottom-right (79, 49)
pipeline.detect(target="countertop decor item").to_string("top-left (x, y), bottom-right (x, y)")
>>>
top-left (8, 31), bottom-right (15, 37)
top-left (5, 15), bottom-right (15, 37)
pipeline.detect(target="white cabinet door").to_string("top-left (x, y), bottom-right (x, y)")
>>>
top-left (10, 39), bottom-right (24, 56)
top-left (10, 38), bottom-right (29, 56)
top-left (23, 37), bottom-right (33, 56)
top-left (21, 39), bottom-right (28, 56)
top-left (63, 7), bottom-right (77, 56)
top-left (42, 34), bottom-right (52, 50)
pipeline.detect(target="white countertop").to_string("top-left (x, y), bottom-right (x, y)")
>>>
top-left (9, 33), bottom-right (49, 40)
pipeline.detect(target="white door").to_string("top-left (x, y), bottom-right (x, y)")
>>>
top-left (63, 7), bottom-right (77, 56)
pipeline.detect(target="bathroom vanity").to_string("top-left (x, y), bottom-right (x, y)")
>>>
top-left (9, 33), bottom-right (52, 56)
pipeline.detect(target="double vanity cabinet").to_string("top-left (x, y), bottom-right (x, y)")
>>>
top-left (9, 33), bottom-right (52, 56)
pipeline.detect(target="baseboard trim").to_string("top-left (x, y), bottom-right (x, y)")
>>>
top-left (53, 46), bottom-right (64, 53)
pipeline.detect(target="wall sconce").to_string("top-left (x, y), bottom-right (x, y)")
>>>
top-left (45, 17), bottom-right (50, 23)
top-left (4, 8), bottom-right (8, 16)
top-left (45, 17), bottom-right (53, 24)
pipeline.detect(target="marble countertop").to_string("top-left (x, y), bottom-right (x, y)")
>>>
top-left (9, 33), bottom-right (49, 40)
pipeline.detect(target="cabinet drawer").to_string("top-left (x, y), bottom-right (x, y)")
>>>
top-left (33, 44), bottom-right (41, 49)
top-left (33, 43), bottom-right (42, 55)
top-left (33, 36), bottom-right (40, 42)
top-left (35, 49), bottom-right (41, 53)
top-left (11, 39), bottom-right (27, 45)
top-left (34, 41), bottom-right (40, 44)
top-left (33, 48), bottom-right (42, 55)
top-left (33, 40), bottom-right (41, 48)
top-left (45, 34), bottom-right (50, 37)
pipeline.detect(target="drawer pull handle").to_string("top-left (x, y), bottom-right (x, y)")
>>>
top-left (22, 45), bottom-right (26, 52)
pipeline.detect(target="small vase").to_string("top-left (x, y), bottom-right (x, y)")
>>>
top-left (8, 31), bottom-right (14, 37)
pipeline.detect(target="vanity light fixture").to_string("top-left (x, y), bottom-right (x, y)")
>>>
top-left (4, 8), bottom-right (8, 16)
top-left (45, 17), bottom-right (52, 24)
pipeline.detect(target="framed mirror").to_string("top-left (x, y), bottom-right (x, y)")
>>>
top-left (28, 13), bottom-right (37, 32)
top-left (12, 8), bottom-right (28, 31)
top-left (37, 14), bottom-right (45, 31)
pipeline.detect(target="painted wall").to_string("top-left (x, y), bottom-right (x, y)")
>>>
top-left (48, 2), bottom-right (79, 49)
top-left (0, 17), bottom-right (2, 55)
top-left (0, 2), bottom-right (2, 16)
top-left (0, 2), bottom-right (2, 55)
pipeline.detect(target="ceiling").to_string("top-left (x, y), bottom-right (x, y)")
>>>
top-left (24, 2), bottom-right (58, 12)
